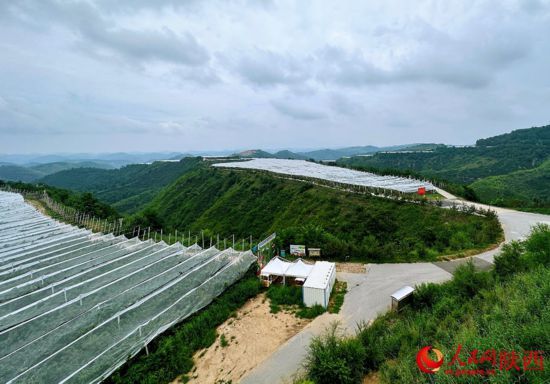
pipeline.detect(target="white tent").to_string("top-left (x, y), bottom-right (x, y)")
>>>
top-left (285, 258), bottom-right (314, 279)
top-left (260, 257), bottom-right (315, 284)
top-left (260, 256), bottom-right (292, 278)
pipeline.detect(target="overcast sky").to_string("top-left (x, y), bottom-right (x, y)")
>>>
top-left (1, 0), bottom-right (549, 154)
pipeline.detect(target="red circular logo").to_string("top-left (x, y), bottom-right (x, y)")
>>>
top-left (416, 346), bottom-right (444, 374)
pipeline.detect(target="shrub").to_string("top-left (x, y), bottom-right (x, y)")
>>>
top-left (220, 334), bottom-right (228, 348)
top-left (494, 241), bottom-right (525, 278)
top-left (523, 223), bottom-right (550, 266)
top-left (305, 323), bottom-right (366, 384)
top-left (411, 282), bottom-right (442, 310)
top-left (451, 260), bottom-right (492, 298)
top-left (297, 304), bottom-right (326, 319)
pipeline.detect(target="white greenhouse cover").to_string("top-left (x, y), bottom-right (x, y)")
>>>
top-left (303, 261), bottom-right (335, 290)
top-left (213, 158), bottom-right (435, 193)
top-left (284, 258), bottom-right (314, 279)
top-left (0, 191), bottom-right (255, 384)
top-left (187, 243), bottom-right (203, 252)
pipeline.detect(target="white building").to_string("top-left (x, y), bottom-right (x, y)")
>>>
top-left (302, 261), bottom-right (336, 308)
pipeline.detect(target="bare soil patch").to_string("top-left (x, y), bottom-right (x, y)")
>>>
top-left (363, 371), bottom-right (380, 384)
top-left (173, 293), bottom-right (311, 384)
top-left (336, 262), bottom-right (366, 273)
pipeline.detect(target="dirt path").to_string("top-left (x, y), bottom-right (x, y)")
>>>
top-left (25, 198), bottom-right (47, 215)
top-left (173, 293), bottom-right (311, 384)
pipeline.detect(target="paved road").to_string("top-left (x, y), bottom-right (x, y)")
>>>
top-left (241, 193), bottom-right (550, 384)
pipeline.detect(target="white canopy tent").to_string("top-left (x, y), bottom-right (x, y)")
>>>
top-left (260, 256), bottom-right (291, 278)
top-left (260, 257), bottom-right (315, 284)
top-left (285, 258), bottom-right (314, 281)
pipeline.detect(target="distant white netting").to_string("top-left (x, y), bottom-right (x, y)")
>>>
top-left (213, 158), bottom-right (435, 193)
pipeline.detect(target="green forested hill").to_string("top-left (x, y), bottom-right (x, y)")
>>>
top-left (0, 165), bottom-right (43, 182)
top-left (0, 161), bottom-right (113, 182)
top-left (470, 159), bottom-right (550, 211)
top-left (338, 125), bottom-right (550, 210)
top-left (339, 125), bottom-right (549, 183)
top-left (133, 167), bottom-right (501, 262)
top-left (40, 157), bottom-right (203, 213)
top-left (29, 161), bottom-right (113, 175)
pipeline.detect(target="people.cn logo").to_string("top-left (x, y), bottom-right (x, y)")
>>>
top-left (416, 346), bottom-right (444, 374)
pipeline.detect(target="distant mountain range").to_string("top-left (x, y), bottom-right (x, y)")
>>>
top-left (0, 144), bottom-right (447, 183)
top-left (0, 152), bottom-right (186, 167)
top-left (0, 161), bottom-right (115, 183)
top-left (231, 143), bottom-right (443, 161)
top-left (0, 152), bottom-right (186, 183)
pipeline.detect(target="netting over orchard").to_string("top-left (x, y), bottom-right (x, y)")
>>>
top-left (0, 192), bottom-right (255, 383)
top-left (213, 158), bottom-right (435, 193)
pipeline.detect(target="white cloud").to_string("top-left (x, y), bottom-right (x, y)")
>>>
top-left (0, 0), bottom-right (549, 153)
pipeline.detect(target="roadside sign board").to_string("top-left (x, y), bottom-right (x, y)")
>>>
top-left (258, 232), bottom-right (276, 249)
top-left (290, 244), bottom-right (306, 257)
top-left (308, 248), bottom-right (321, 257)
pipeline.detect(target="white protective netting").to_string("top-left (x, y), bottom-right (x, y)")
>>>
top-left (0, 192), bottom-right (256, 383)
top-left (213, 158), bottom-right (436, 193)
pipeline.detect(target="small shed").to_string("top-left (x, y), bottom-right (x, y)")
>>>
top-left (302, 261), bottom-right (336, 308)
top-left (390, 286), bottom-right (414, 312)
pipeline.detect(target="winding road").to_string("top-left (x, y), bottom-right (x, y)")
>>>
top-left (241, 191), bottom-right (550, 384)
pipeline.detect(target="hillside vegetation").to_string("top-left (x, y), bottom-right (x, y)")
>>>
top-left (300, 224), bottom-right (550, 384)
top-left (0, 165), bottom-right (43, 182)
top-left (40, 157), bottom-right (202, 213)
top-left (133, 167), bottom-right (502, 262)
top-left (470, 159), bottom-right (550, 213)
top-left (338, 125), bottom-right (550, 211)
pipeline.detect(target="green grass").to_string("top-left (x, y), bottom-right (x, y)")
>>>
top-left (266, 284), bottom-right (326, 319)
top-left (267, 285), bottom-right (303, 307)
top-left (296, 305), bottom-right (326, 319)
top-left (328, 281), bottom-right (347, 314)
top-left (301, 224), bottom-right (550, 384)
top-left (104, 269), bottom-right (262, 384)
